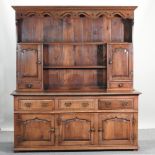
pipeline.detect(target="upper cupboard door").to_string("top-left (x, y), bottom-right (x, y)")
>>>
top-left (107, 43), bottom-right (133, 82)
top-left (17, 44), bottom-right (42, 82)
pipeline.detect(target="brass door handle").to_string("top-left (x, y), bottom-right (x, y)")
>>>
top-left (89, 128), bottom-right (95, 132)
top-left (98, 128), bottom-right (103, 132)
top-left (109, 59), bottom-right (112, 64)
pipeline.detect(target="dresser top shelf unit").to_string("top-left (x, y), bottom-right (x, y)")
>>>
top-left (15, 6), bottom-right (135, 92)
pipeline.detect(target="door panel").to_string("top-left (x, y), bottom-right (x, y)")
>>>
top-left (15, 114), bottom-right (55, 147)
top-left (58, 113), bottom-right (95, 145)
top-left (17, 43), bottom-right (42, 90)
top-left (98, 113), bottom-right (134, 145)
top-left (107, 43), bottom-right (132, 82)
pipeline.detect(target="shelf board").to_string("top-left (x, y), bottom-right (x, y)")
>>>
top-left (44, 42), bottom-right (105, 45)
top-left (43, 66), bottom-right (107, 69)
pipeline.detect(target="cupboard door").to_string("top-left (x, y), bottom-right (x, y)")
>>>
top-left (17, 44), bottom-right (42, 90)
top-left (15, 114), bottom-right (55, 147)
top-left (98, 113), bottom-right (134, 145)
top-left (58, 113), bottom-right (95, 145)
top-left (107, 44), bottom-right (133, 82)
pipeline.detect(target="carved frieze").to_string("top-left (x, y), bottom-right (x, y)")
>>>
top-left (13, 6), bottom-right (136, 19)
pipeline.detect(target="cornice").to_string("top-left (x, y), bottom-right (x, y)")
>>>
top-left (12, 6), bottom-right (137, 19)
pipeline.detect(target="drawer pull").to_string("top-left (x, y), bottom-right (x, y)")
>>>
top-left (121, 102), bottom-right (128, 107)
top-left (41, 102), bottom-right (49, 107)
top-left (25, 102), bottom-right (31, 108)
top-left (105, 102), bottom-right (111, 107)
top-left (65, 102), bottom-right (72, 107)
top-left (49, 128), bottom-right (55, 132)
top-left (82, 102), bottom-right (89, 107)
top-left (118, 83), bottom-right (123, 87)
top-left (89, 128), bottom-right (95, 132)
top-left (26, 83), bottom-right (33, 88)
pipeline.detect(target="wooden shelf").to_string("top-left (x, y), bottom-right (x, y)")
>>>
top-left (18, 42), bottom-right (105, 45)
top-left (43, 66), bottom-right (107, 69)
top-left (44, 42), bottom-right (105, 45)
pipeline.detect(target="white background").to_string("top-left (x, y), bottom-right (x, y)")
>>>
top-left (0, 0), bottom-right (155, 131)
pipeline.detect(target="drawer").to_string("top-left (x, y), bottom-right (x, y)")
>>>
top-left (18, 81), bottom-right (42, 90)
top-left (98, 99), bottom-right (133, 110)
top-left (58, 99), bottom-right (95, 110)
top-left (18, 100), bottom-right (54, 110)
top-left (108, 82), bottom-right (133, 90)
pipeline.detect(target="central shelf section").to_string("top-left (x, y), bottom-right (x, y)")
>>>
top-left (43, 43), bottom-right (107, 91)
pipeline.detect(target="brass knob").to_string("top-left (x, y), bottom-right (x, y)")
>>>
top-left (26, 83), bottom-right (32, 88)
top-left (118, 83), bottom-right (123, 87)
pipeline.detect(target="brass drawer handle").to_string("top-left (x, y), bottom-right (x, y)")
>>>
top-left (89, 128), bottom-right (95, 132)
top-left (82, 102), bottom-right (89, 107)
top-left (49, 128), bottom-right (55, 132)
top-left (41, 102), bottom-right (49, 107)
top-left (121, 101), bottom-right (128, 107)
top-left (25, 102), bottom-right (31, 108)
top-left (105, 102), bottom-right (111, 107)
top-left (26, 83), bottom-right (33, 88)
top-left (65, 102), bottom-right (72, 107)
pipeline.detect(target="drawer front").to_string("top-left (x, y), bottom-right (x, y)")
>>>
top-left (19, 100), bottom-right (54, 110)
top-left (98, 99), bottom-right (133, 110)
top-left (108, 82), bottom-right (133, 90)
top-left (58, 99), bottom-right (95, 110)
top-left (18, 81), bottom-right (42, 90)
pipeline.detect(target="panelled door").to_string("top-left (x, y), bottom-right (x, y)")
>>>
top-left (57, 113), bottom-right (96, 145)
top-left (15, 114), bottom-right (55, 147)
top-left (98, 113), bottom-right (134, 145)
top-left (107, 43), bottom-right (133, 82)
top-left (17, 43), bottom-right (42, 90)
